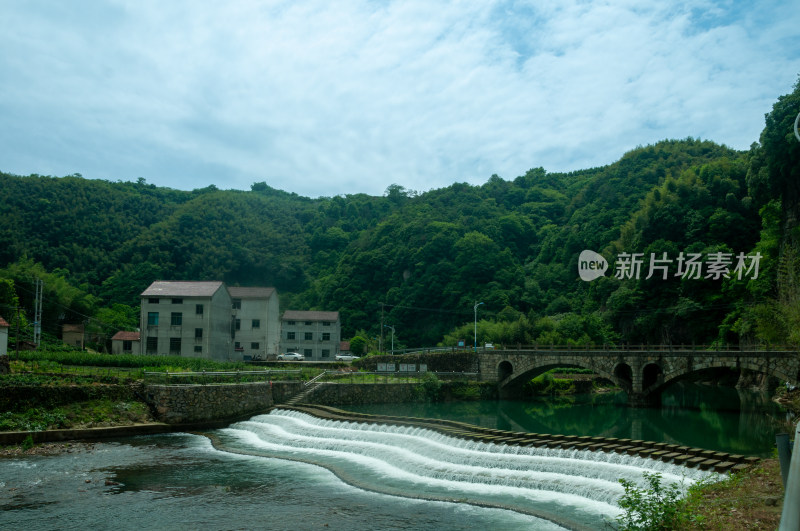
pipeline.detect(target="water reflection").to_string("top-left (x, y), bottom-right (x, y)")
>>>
top-left (344, 382), bottom-right (788, 456)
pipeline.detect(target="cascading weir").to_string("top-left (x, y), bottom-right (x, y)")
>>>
top-left (204, 405), bottom-right (755, 530)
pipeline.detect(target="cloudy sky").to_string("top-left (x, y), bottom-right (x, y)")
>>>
top-left (1, 1), bottom-right (798, 198)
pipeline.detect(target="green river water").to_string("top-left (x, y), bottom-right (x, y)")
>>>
top-left (343, 381), bottom-right (790, 457)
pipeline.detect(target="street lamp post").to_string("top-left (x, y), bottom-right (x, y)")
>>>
top-left (473, 301), bottom-right (484, 353)
top-left (384, 325), bottom-right (395, 354)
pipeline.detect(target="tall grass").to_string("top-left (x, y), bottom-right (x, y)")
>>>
top-left (16, 349), bottom-right (250, 371)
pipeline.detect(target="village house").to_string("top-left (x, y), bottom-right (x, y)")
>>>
top-left (139, 281), bottom-right (234, 361)
top-left (280, 310), bottom-right (341, 361)
top-left (139, 281), bottom-right (282, 362)
top-left (111, 330), bottom-right (140, 355)
top-left (62, 323), bottom-right (85, 349)
top-left (229, 286), bottom-right (280, 360)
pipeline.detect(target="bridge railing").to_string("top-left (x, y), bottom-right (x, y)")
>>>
top-left (377, 344), bottom-right (798, 354)
top-left (314, 370), bottom-right (479, 384)
top-left (485, 344), bottom-right (799, 352)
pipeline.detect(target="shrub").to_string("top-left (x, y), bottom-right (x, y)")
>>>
top-left (417, 372), bottom-right (442, 401)
top-left (616, 472), bottom-right (687, 530)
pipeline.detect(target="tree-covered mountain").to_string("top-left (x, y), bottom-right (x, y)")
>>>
top-left (2, 79), bottom-right (798, 350)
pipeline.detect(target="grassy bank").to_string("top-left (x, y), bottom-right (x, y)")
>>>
top-left (0, 399), bottom-right (154, 432)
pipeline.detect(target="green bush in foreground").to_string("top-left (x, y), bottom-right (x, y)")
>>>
top-left (0, 400), bottom-right (152, 432)
top-left (0, 408), bottom-right (68, 432)
top-left (616, 471), bottom-right (714, 530)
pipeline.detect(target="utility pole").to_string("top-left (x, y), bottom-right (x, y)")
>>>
top-left (33, 279), bottom-right (43, 346)
top-left (15, 306), bottom-right (21, 359)
top-left (380, 302), bottom-right (385, 354)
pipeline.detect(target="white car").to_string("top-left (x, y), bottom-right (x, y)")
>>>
top-left (335, 354), bottom-right (360, 362)
top-left (278, 352), bottom-right (304, 361)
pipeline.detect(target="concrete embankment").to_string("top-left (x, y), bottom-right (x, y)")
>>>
top-left (278, 403), bottom-right (759, 474)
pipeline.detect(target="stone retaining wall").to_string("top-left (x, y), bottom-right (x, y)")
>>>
top-left (307, 383), bottom-right (420, 405)
top-left (145, 381), bottom-right (274, 424)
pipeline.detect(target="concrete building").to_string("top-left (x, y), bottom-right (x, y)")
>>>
top-left (62, 323), bottom-right (85, 349)
top-left (280, 310), bottom-right (341, 361)
top-left (140, 281), bottom-right (233, 361)
top-left (111, 330), bottom-right (140, 355)
top-left (229, 287), bottom-right (280, 360)
top-left (0, 316), bottom-right (8, 356)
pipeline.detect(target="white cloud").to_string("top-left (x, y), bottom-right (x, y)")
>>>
top-left (0, 0), bottom-right (798, 197)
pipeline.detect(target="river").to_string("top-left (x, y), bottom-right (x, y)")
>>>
top-left (0, 383), bottom-right (788, 530)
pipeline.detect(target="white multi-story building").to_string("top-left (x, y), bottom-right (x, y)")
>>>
top-left (140, 281), bottom-right (234, 361)
top-left (229, 286), bottom-right (280, 360)
top-left (280, 310), bottom-right (341, 361)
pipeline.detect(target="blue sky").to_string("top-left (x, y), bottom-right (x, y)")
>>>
top-left (1, 0), bottom-right (798, 197)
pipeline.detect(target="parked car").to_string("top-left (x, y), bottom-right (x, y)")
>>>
top-left (278, 352), bottom-right (304, 361)
top-left (335, 354), bottom-right (360, 362)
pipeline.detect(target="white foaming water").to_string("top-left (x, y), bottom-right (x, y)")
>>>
top-left (215, 409), bottom-right (720, 530)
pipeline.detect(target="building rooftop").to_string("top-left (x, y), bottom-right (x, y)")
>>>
top-left (62, 324), bottom-right (84, 333)
top-left (228, 286), bottom-right (276, 299)
top-left (282, 310), bottom-right (339, 322)
top-left (141, 281), bottom-right (225, 298)
top-left (0, 316), bottom-right (8, 328)
top-left (112, 331), bottom-right (141, 341)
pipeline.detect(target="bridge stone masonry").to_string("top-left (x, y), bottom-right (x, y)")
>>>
top-left (478, 346), bottom-right (800, 407)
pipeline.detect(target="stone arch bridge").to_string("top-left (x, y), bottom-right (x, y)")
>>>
top-left (478, 347), bottom-right (800, 407)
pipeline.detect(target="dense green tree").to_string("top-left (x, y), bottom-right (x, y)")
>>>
top-left (2, 80), bottom-right (799, 348)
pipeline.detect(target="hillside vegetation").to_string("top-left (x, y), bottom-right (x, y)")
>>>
top-left (1, 80), bottom-right (799, 350)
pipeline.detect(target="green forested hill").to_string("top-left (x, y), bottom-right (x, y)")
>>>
top-left (2, 81), bottom-right (799, 350)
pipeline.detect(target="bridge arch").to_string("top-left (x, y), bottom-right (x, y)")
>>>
top-left (613, 363), bottom-right (633, 390)
top-left (498, 360), bottom-right (513, 381)
top-left (479, 348), bottom-right (799, 407)
top-left (642, 363), bottom-right (664, 390)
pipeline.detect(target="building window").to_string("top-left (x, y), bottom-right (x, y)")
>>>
top-left (122, 340), bottom-right (133, 352)
top-left (287, 331), bottom-right (295, 340)
top-left (322, 332), bottom-right (331, 341)
top-left (146, 337), bottom-right (157, 353)
top-left (287, 320), bottom-right (296, 326)
top-left (172, 298), bottom-right (183, 304)
top-left (196, 304), bottom-right (204, 315)
top-left (321, 349), bottom-right (330, 358)
top-left (304, 349), bottom-right (312, 356)
top-left (304, 332), bottom-right (313, 340)
top-left (322, 322), bottom-right (331, 327)
top-left (232, 299), bottom-right (241, 310)
top-left (147, 312), bottom-right (159, 326)
top-left (194, 346), bottom-right (202, 353)
top-left (195, 328), bottom-right (203, 339)
top-left (304, 321), bottom-right (312, 326)
top-left (171, 312), bottom-right (182, 326)
top-left (235, 318), bottom-right (241, 331)
top-left (252, 319), bottom-right (260, 329)
top-left (235, 342), bottom-right (243, 351)
top-left (148, 298), bottom-right (159, 304)
top-left (251, 342), bottom-right (260, 350)
top-left (169, 338), bottom-right (181, 354)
